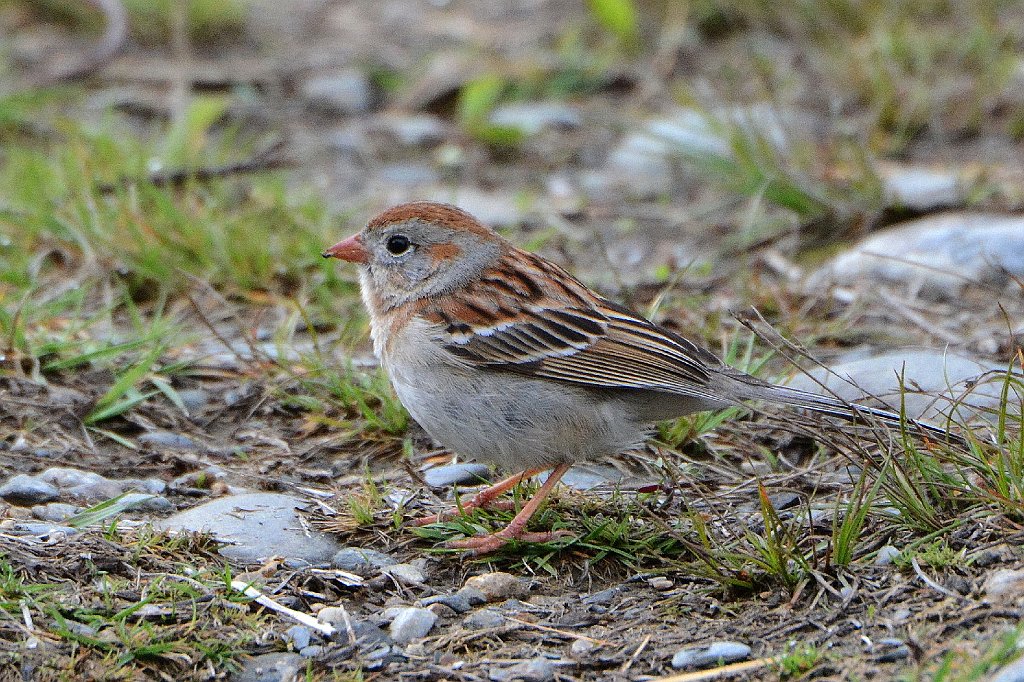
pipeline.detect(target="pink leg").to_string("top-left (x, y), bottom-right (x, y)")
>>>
top-left (408, 467), bottom-right (547, 527)
top-left (445, 463), bottom-right (573, 555)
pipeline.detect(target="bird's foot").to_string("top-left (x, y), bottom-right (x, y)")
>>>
top-left (444, 528), bottom-right (573, 555)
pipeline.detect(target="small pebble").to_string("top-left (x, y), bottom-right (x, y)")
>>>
top-left (383, 563), bottom-right (426, 585)
top-left (648, 576), bottom-right (673, 591)
top-left (983, 569), bottom-right (1024, 601)
top-left (284, 625), bottom-right (312, 650)
top-left (299, 645), bottom-right (323, 659)
top-left (490, 656), bottom-right (559, 682)
top-left (388, 607), bottom-right (437, 643)
top-left (423, 463), bottom-right (492, 488)
top-left (13, 523), bottom-right (78, 538)
top-left (233, 652), bottom-right (304, 682)
top-left (62, 619), bottom-right (97, 638)
top-left (332, 547), bottom-right (397, 573)
top-left (64, 480), bottom-right (123, 503)
top-left (37, 467), bottom-right (104, 488)
top-left (464, 572), bottom-right (527, 602)
top-left (316, 607), bottom-right (349, 628)
top-left (427, 602), bottom-right (456, 618)
top-left (463, 609), bottom-right (505, 630)
top-left (570, 639), bottom-right (596, 657)
top-left (0, 475), bottom-right (59, 505)
top-left (421, 592), bottom-right (474, 614)
top-left (122, 478), bottom-right (168, 495)
top-left (119, 493), bottom-right (173, 512)
top-left (31, 502), bottom-right (80, 522)
top-left (672, 641), bottom-right (751, 670)
top-left (582, 587), bottom-right (620, 606)
top-left (873, 638), bottom-right (910, 663)
top-left (454, 586), bottom-right (487, 606)
top-left (875, 545), bottom-right (901, 566)
top-left (138, 431), bottom-right (200, 451)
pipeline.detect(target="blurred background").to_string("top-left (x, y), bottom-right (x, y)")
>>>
top-left (4, 0), bottom-right (1024, 292)
top-left (2, 5), bottom-right (1024, 679)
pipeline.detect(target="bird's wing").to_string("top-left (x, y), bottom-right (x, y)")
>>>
top-left (427, 292), bottom-right (724, 400)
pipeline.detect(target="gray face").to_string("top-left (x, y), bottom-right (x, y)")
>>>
top-left (361, 219), bottom-right (502, 307)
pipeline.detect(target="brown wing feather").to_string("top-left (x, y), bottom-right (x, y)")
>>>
top-left (419, 249), bottom-right (724, 399)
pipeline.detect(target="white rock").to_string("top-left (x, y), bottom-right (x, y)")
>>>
top-left (388, 607), bottom-right (437, 643)
top-left (807, 213), bottom-right (1024, 300)
top-left (783, 348), bottom-right (1021, 424)
top-left (464, 572), bottom-right (528, 602)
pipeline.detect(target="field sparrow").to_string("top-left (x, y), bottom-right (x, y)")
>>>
top-left (324, 201), bottom-right (947, 554)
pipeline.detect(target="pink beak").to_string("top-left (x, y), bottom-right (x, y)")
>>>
top-left (322, 233), bottom-right (369, 264)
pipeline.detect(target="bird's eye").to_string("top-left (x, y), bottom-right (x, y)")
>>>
top-left (385, 234), bottom-right (411, 256)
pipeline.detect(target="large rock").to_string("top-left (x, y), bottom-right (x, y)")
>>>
top-left (784, 348), bottom-right (1020, 424)
top-left (156, 493), bottom-right (341, 566)
top-left (808, 213), bottom-right (1024, 300)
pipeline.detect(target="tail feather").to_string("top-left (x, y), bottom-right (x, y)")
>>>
top-left (753, 384), bottom-right (957, 442)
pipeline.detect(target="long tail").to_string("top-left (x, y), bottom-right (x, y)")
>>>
top-left (748, 383), bottom-right (958, 443)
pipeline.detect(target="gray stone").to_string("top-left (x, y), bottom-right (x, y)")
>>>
top-left (13, 523), bottom-right (77, 537)
top-left (570, 639), bottom-right (596, 657)
top-left (421, 592), bottom-right (474, 614)
top-left (454, 586), bottom-right (487, 606)
top-left (875, 545), bottom-right (902, 566)
top-left (61, 619), bottom-right (97, 638)
top-left (878, 163), bottom-right (964, 211)
top-left (155, 493), bottom-right (341, 566)
top-left (382, 563), bottom-right (426, 586)
top-left (119, 478), bottom-right (168, 495)
top-left (808, 213), bottom-right (1024, 300)
top-left (138, 431), bottom-right (200, 451)
top-left (31, 502), bottom-right (80, 522)
top-left (283, 625), bottom-right (312, 650)
top-left (464, 572), bottom-right (528, 602)
top-left (0, 475), bottom-right (59, 505)
top-left (119, 493), bottom-right (173, 513)
top-left (36, 467), bottom-right (106, 488)
top-left (990, 655), bottom-right (1024, 682)
top-left (671, 641), bottom-right (751, 669)
top-left (64, 479), bottom-right (124, 503)
top-left (489, 102), bottom-right (581, 135)
top-left (464, 609), bottom-right (505, 629)
top-left (783, 348), bottom-right (1021, 424)
top-left (388, 607), bottom-right (437, 643)
top-left (582, 587), bottom-right (620, 606)
top-left (316, 607), bottom-right (349, 629)
top-left (489, 657), bottom-right (560, 681)
top-left (331, 547), bottom-right (397, 573)
top-left (558, 464), bottom-right (624, 491)
top-left (301, 69), bottom-right (374, 116)
top-left (233, 651), bottom-right (304, 682)
top-left (423, 463), bottom-right (492, 488)
top-left (298, 645), bottom-right (323, 658)
top-left (983, 569), bottom-right (1024, 601)
top-left (873, 638), bottom-right (911, 663)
